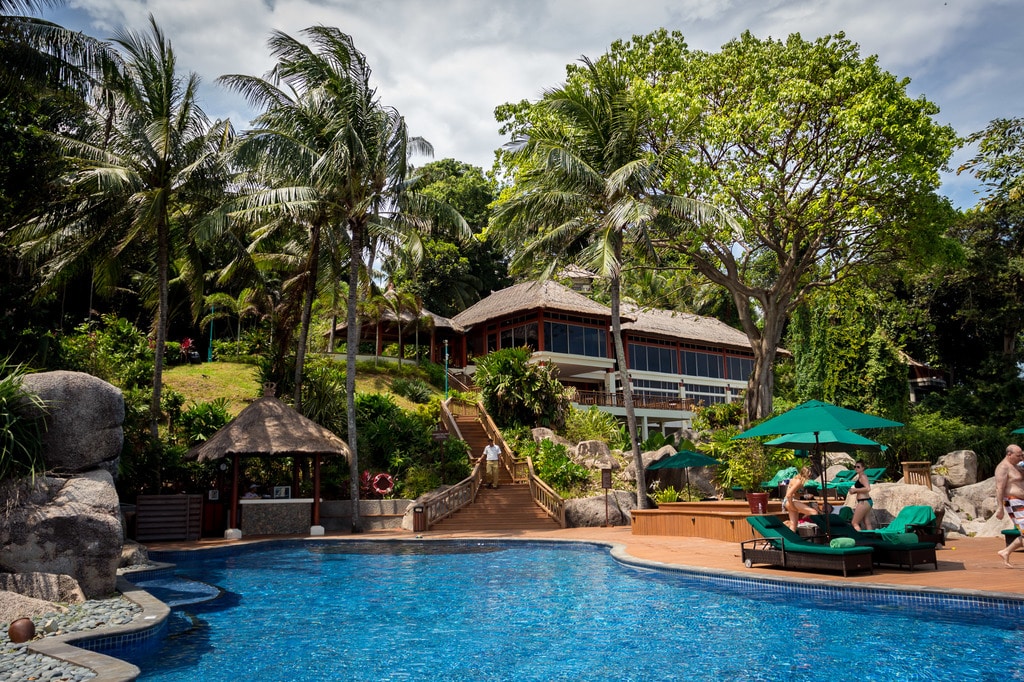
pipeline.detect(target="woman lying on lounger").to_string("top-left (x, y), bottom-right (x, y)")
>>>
top-left (783, 466), bottom-right (819, 531)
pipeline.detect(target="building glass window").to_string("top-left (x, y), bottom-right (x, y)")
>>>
top-left (544, 321), bottom-right (607, 358)
top-left (628, 343), bottom-right (679, 374)
top-left (727, 356), bottom-right (754, 382)
top-left (682, 350), bottom-right (724, 378)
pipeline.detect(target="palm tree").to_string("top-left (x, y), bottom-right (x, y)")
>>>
top-left (383, 287), bottom-right (419, 367)
top-left (221, 26), bottom-right (465, 531)
top-left (18, 16), bottom-right (230, 437)
top-left (360, 293), bottom-right (389, 366)
top-left (492, 55), bottom-right (720, 509)
top-left (1, 0), bottom-right (115, 93)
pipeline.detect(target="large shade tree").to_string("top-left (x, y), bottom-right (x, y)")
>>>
top-left (639, 30), bottom-right (957, 421)
top-left (18, 16), bottom-right (230, 437)
top-left (492, 50), bottom-right (720, 508)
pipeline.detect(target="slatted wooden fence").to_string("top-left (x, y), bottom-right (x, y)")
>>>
top-left (135, 495), bottom-right (203, 542)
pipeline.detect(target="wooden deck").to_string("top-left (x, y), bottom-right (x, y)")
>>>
top-left (145, 525), bottom-right (1024, 599)
top-left (632, 500), bottom-right (786, 542)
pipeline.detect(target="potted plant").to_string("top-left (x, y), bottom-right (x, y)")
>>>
top-left (708, 430), bottom-right (782, 513)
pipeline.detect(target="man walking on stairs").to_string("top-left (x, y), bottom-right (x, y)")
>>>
top-left (484, 437), bottom-right (501, 488)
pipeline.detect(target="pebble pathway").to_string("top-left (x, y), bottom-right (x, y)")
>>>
top-left (0, 596), bottom-right (142, 681)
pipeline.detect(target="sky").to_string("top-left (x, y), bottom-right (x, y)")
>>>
top-left (42, 0), bottom-right (1024, 210)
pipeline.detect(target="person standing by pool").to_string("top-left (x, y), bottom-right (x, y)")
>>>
top-left (850, 461), bottom-right (875, 531)
top-left (484, 437), bottom-right (501, 489)
top-left (783, 466), bottom-right (817, 531)
top-left (995, 444), bottom-right (1024, 567)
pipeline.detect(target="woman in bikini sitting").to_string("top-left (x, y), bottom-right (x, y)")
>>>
top-left (783, 466), bottom-right (818, 532)
top-left (850, 460), bottom-right (875, 531)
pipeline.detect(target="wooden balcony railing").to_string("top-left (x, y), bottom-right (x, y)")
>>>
top-left (572, 391), bottom-right (696, 411)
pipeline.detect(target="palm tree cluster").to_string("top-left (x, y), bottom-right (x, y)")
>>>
top-left (7, 12), bottom-right (463, 531)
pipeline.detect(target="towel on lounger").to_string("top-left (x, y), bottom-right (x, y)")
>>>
top-left (829, 537), bottom-right (856, 548)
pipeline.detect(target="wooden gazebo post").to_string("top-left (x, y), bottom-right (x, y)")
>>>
top-left (226, 453), bottom-right (242, 539)
top-left (310, 453), bottom-right (324, 536)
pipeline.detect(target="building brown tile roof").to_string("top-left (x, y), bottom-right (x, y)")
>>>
top-left (621, 304), bottom-right (754, 351)
top-left (451, 280), bottom-right (615, 328)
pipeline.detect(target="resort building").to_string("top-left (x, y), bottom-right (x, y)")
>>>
top-left (446, 280), bottom-right (760, 437)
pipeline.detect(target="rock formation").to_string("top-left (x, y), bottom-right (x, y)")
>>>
top-left (1, 372), bottom-right (125, 602)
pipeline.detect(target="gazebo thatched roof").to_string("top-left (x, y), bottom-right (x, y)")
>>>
top-left (186, 387), bottom-right (350, 462)
top-left (452, 280), bottom-right (620, 328)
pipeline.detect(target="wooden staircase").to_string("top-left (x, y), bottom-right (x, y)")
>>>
top-left (430, 412), bottom-right (560, 532)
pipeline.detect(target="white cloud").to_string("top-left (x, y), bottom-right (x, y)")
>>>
top-left (47, 0), bottom-right (1024, 207)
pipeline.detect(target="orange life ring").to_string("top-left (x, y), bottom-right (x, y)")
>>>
top-left (372, 472), bottom-right (394, 496)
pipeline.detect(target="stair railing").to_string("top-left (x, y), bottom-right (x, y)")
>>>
top-left (527, 457), bottom-right (566, 527)
top-left (419, 458), bottom-right (485, 530)
top-left (477, 404), bottom-right (528, 484)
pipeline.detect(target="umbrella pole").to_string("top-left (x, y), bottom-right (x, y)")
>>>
top-left (818, 433), bottom-right (831, 539)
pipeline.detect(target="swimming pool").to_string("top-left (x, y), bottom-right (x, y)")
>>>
top-left (123, 540), bottom-right (1024, 681)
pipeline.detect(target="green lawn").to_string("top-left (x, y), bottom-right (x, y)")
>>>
top-left (163, 360), bottom-right (436, 415)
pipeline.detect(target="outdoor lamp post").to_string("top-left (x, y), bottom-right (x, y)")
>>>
top-left (444, 339), bottom-right (449, 399)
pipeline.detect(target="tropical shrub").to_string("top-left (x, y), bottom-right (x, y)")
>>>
top-left (473, 347), bottom-right (569, 429)
top-left (0, 361), bottom-right (47, 481)
top-left (651, 483), bottom-right (679, 504)
top-left (177, 398), bottom-right (232, 446)
top-left (60, 315), bottom-right (153, 389)
top-left (640, 431), bottom-right (678, 453)
top-left (518, 437), bottom-right (590, 495)
top-left (391, 377), bottom-right (433, 403)
top-left (564, 405), bottom-right (626, 447)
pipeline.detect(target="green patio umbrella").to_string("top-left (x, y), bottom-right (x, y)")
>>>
top-left (765, 429), bottom-right (886, 495)
top-left (735, 400), bottom-right (903, 439)
top-left (647, 449), bottom-right (721, 499)
top-left (764, 429), bottom-right (886, 452)
top-left (1012, 427), bottom-right (1024, 434)
top-left (735, 401), bottom-right (902, 536)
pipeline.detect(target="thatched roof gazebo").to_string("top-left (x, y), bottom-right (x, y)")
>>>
top-left (186, 383), bottom-right (350, 538)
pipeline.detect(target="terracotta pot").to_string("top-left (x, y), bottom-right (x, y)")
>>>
top-left (746, 491), bottom-right (770, 514)
top-left (8, 617), bottom-right (36, 643)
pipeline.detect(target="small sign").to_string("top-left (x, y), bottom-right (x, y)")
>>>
top-left (273, 485), bottom-right (291, 499)
top-left (601, 468), bottom-right (612, 489)
top-left (432, 430), bottom-right (448, 441)
top-left (207, 489), bottom-right (219, 501)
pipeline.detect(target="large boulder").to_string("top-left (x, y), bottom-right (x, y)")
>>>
top-left (950, 478), bottom-right (997, 522)
top-left (0, 471), bottom-right (123, 598)
top-left (621, 445), bottom-right (676, 483)
top-left (21, 371), bottom-right (125, 475)
top-left (575, 440), bottom-right (618, 470)
top-left (565, 491), bottom-right (637, 527)
top-left (0, 590), bottom-right (64, 626)
top-left (0, 573), bottom-right (85, 604)
top-left (934, 450), bottom-right (977, 488)
top-left (859, 482), bottom-right (948, 526)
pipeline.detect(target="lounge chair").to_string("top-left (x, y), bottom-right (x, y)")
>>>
top-left (808, 515), bottom-right (938, 570)
top-left (860, 505), bottom-right (945, 545)
top-left (760, 466), bottom-right (798, 497)
top-left (742, 515), bottom-right (874, 577)
top-left (830, 467), bottom-right (887, 497)
top-left (803, 469), bottom-right (856, 496)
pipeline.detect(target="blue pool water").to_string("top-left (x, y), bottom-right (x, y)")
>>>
top-left (123, 540), bottom-right (1024, 681)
